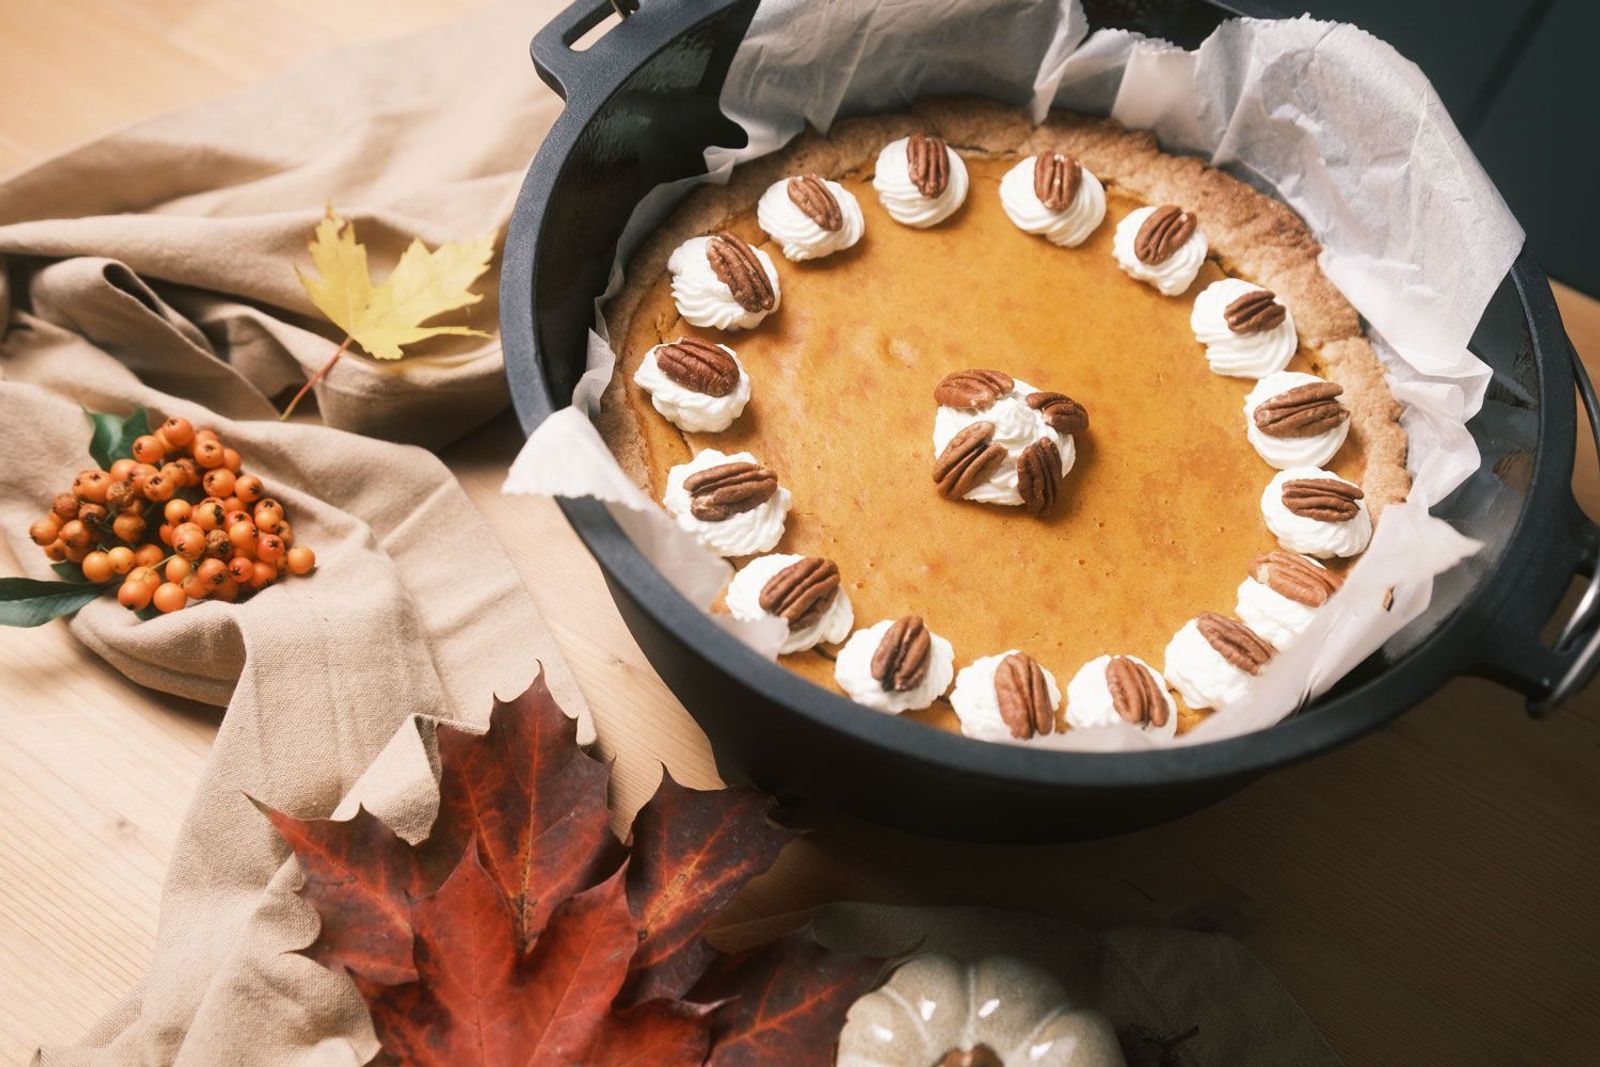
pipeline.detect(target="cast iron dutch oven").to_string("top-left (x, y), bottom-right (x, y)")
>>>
top-left (502, 0), bottom-right (1600, 840)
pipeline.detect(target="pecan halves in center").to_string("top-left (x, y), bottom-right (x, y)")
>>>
top-left (705, 231), bottom-right (775, 314)
top-left (934, 422), bottom-right (1006, 499)
top-left (1106, 656), bottom-right (1169, 728)
top-left (1026, 391), bottom-right (1089, 435)
top-left (1281, 477), bottom-right (1363, 521)
top-left (1249, 550), bottom-right (1341, 607)
top-left (995, 652), bottom-right (1054, 739)
top-left (1196, 612), bottom-right (1274, 675)
top-left (1224, 289), bottom-right (1287, 334)
top-left (1253, 381), bottom-right (1347, 439)
top-left (1033, 152), bottom-right (1083, 212)
top-left (656, 338), bottom-right (739, 397)
top-left (1016, 437), bottom-right (1063, 517)
top-left (906, 133), bottom-right (950, 199)
top-left (934, 369), bottom-right (1014, 410)
top-left (786, 174), bottom-right (843, 232)
top-left (1134, 204), bottom-right (1197, 265)
top-left (683, 461), bottom-right (778, 522)
top-left (871, 615), bottom-right (932, 692)
top-left (758, 556), bottom-right (840, 631)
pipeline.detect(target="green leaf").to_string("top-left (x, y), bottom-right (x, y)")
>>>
top-left (86, 406), bottom-right (151, 469)
top-left (0, 576), bottom-right (112, 628)
top-left (52, 562), bottom-right (92, 582)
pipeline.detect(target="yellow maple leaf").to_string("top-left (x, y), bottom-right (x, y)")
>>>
top-left (295, 206), bottom-right (495, 361)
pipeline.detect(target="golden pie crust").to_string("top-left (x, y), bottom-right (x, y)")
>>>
top-left (599, 98), bottom-right (1409, 735)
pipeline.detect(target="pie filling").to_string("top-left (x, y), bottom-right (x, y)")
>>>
top-left (604, 116), bottom-right (1404, 742)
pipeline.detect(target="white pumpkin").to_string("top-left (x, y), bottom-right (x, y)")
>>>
top-left (836, 954), bottom-right (1124, 1067)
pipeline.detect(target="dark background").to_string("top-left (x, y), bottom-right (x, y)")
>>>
top-left (1301, 0), bottom-right (1599, 295)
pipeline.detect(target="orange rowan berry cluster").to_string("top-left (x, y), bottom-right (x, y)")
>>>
top-left (28, 416), bottom-right (316, 614)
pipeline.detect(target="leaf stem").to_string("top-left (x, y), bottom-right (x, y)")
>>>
top-left (279, 335), bottom-right (354, 422)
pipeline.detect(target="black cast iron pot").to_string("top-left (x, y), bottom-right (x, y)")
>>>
top-left (502, 0), bottom-right (1600, 840)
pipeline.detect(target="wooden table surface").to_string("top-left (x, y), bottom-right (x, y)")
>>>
top-left (3, 3), bottom-right (1598, 1064)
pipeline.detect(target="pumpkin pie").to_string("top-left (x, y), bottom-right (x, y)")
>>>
top-left (597, 98), bottom-right (1408, 741)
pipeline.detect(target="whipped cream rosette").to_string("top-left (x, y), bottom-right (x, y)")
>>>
top-left (667, 231), bottom-right (781, 330)
top-left (950, 650), bottom-right (1061, 743)
top-left (999, 152), bottom-right (1107, 247)
top-left (1243, 371), bottom-right (1350, 468)
top-left (929, 369), bottom-right (1085, 516)
top-left (835, 615), bottom-right (955, 713)
top-left (1113, 204), bottom-right (1207, 295)
top-left (756, 173), bottom-right (865, 261)
top-left (1191, 278), bottom-right (1298, 378)
top-left (1262, 466), bottom-right (1372, 558)
top-left (633, 338), bottom-right (751, 433)
top-left (1163, 612), bottom-right (1275, 712)
top-left (1064, 654), bottom-right (1178, 739)
top-left (726, 553), bottom-right (854, 653)
top-left (873, 133), bottom-right (969, 228)
top-left (662, 448), bottom-right (791, 557)
top-left (1234, 550), bottom-right (1342, 649)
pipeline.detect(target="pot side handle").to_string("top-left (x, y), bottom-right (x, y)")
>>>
top-left (532, 0), bottom-right (747, 104)
top-left (531, 0), bottom-right (626, 101)
top-left (1471, 340), bottom-right (1600, 716)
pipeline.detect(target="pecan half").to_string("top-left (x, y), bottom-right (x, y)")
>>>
top-left (937, 1047), bottom-right (1003, 1067)
top-left (995, 652), bottom-right (1054, 740)
top-left (683, 461), bottom-right (777, 522)
top-left (871, 615), bottom-right (931, 692)
top-left (1025, 391), bottom-right (1089, 435)
top-left (933, 422), bottom-right (1006, 499)
top-left (1253, 381), bottom-right (1347, 439)
top-left (1281, 477), bottom-right (1363, 521)
top-left (1196, 612), bottom-right (1274, 675)
top-left (1106, 656), bottom-right (1169, 728)
top-left (758, 556), bottom-right (840, 631)
top-left (1224, 289), bottom-right (1287, 334)
top-left (1016, 437), bottom-right (1063, 517)
top-left (655, 338), bottom-right (740, 397)
top-left (934, 369), bottom-right (1014, 410)
top-left (786, 174), bottom-right (843, 232)
top-left (1134, 204), bottom-right (1197, 265)
top-left (906, 133), bottom-right (949, 199)
top-left (1032, 152), bottom-right (1082, 212)
top-left (1249, 550), bottom-right (1341, 607)
top-left (705, 231), bottom-right (775, 314)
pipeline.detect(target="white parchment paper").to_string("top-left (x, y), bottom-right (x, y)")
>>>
top-left (506, 0), bottom-right (1520, 747)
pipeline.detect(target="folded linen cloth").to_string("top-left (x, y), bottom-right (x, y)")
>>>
top-left (0, 0), bottom-right (566, 449)
top-left (0, 1), bottom-right (583, 1063)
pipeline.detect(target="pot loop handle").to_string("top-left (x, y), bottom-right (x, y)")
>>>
top-left (1528, 345), bottom-right (1600, 713)
top-left (1472, 339), bottom-right (1600, 716)
top-left (533, 0), bottom-right (744, 104)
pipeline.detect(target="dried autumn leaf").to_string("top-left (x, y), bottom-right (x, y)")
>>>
top-left (255, 802), bottom-right (420, 985)
top-left (295, 205), bottom-right (494, 361)
top-left (424, 674), bottom-right (622, 948)
top-left (264, 669), bottom-right (881, 1067)
top-left (355, 847), bottom-right (710, 1067)
top-left (695, 930), bottom-right (885, 1067)
top-left (624, 772), bottom-right (798, 1003)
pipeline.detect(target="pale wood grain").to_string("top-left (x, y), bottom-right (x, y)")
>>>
top-left (1, 4), bottom-right (1598, 1063)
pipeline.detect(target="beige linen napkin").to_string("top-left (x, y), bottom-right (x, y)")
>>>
top-left (0, 0), bottom-right (566, 448)
top-left (0, 2), bottom-right (585, 1062)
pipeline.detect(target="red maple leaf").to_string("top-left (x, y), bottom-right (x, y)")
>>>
top-left (356, 847), bottom-right (710, 1066)
top-left (425, 674), bottom-right (622, 948)
top-left (695, 931), bottom-right (885, 1067)
top-left (262, 668), bottom-right (882, 1065)
top-left (623, 772), bottom-right (797, 1003)
top-left (255, 801), bottom-right (420, 984)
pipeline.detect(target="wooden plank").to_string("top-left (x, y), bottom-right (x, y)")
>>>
top-left (0, 3), bottom-right (1598, 1062)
